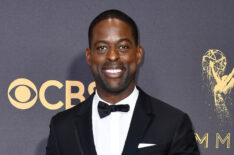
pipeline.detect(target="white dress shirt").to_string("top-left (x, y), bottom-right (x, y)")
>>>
top-left (92, 87), bottom-right (139, 155)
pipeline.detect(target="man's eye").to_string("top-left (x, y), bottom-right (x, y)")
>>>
top-left (96, 46), bottom-right (107, 50)
top-left (119, 45), bottom-right (129, 50)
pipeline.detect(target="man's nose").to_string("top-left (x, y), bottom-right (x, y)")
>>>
top-left (106, 47), bottom-right (120, 61)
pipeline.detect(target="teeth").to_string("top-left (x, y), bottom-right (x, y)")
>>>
top-left (105, 69), bottom-right (122, 73)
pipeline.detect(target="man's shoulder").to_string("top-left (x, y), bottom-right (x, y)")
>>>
top-left (139, 87), bottom-right (186, 118)
top-left (50, 94), bottom-right (94, 125)
top-left (151, 95), bottom-right (184, 116)
top-left (139, 88), bottom-right (193, 131)
top-left (51, 103), bottom-right (80, 121)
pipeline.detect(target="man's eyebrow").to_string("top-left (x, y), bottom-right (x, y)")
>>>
top-left (117, 38), bottom-right (133, 45)
top-left (94, 40), bottom-right (108, 47)
top-left (93, 38), bottom-right (133, 47)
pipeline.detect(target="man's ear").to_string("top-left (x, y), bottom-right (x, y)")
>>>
top-left (86, 48), bottom-right (91, 66)
top-left (136, 45), bottom-right (143, 65)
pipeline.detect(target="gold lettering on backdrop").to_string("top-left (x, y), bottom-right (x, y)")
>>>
top-left (65, 81), bottom-right (85, 109)
top-left (195, 133), bottom-right (232, 148)
top-left (195, 133), bottom-right (208, 148)
top-left (216, 133), bottom-right (231, 148)
top-left (39, 80), bottom-right (64, 110)
top-left (8, 78), bottom-right (38, 109)
top-left (202, 49), bottom-right (234, 121)
top-left (8, 78), bottom-right (95, 110)
top-left (88, 81), bottom-right (96, 94)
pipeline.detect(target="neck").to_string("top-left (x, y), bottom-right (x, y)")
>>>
top-left (96, 83), bottom-right (136, 104)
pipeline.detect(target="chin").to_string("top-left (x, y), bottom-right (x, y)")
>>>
top-left (103, 85), bottom-right (125, 93)
top-left (103, 80), bottom-right (133, 94)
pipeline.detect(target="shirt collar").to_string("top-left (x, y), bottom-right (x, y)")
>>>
top-left (94, 86), bottom-right (139, 106)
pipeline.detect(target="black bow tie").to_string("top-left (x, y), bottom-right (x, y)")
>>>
top-left (98, 101), bottom-right (130, 118)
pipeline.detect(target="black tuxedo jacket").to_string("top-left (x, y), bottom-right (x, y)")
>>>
top-left (46, 88), bottom-right (200, 155)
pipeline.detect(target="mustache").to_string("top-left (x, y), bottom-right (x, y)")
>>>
top-left (102, 62), bottom-right (125, 69)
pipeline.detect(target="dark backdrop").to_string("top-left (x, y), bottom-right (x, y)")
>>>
top-left (0, 0), bottom-right (233, 154)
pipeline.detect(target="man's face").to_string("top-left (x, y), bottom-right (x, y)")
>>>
top-left (86, 18), bottom-right (142, 93)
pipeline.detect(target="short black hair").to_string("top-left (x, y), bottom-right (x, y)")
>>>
top-left (88, 9), bottom-right (139, 47)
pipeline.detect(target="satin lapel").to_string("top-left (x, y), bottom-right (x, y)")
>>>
top-left (73, 94), bottom-right (97, 155)
top-left (122, 89), bottom-right (154, 155)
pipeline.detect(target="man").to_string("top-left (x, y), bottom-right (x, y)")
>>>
top-left (46, 9), bottom-right (200, 155)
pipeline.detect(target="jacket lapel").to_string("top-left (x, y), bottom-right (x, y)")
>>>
top-left (122, 89), bottom-right (155, 155)
top-left (73, 94), bottom-right (97, 155)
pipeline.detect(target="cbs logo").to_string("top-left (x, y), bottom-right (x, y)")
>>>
top-left (8, 78), bottom-right (95, 110)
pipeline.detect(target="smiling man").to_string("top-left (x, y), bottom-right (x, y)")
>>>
top-left (46, 9), bottom-right (200, 155)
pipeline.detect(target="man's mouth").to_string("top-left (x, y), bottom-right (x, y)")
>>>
top-left (102, 69), bottom-right (124, 78)
top-left (105, 69), bottom-right (122, 73)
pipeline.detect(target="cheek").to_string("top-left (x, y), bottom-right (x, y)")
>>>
top-left (90, 59), bottom-right (105, 76)
top-left (120, 53), bottom-right (137, 62)
top-left (91, 63), bottom-right (101, 74)
top-left (128, 63), bottom-right (137, 74)
top-left (122, 56), bottom-right (138, 73)
top-left (90, 56), bottom-right (105, 67)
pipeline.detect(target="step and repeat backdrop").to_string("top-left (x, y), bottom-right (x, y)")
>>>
top-left (0, 0), bottom-right (233, 154)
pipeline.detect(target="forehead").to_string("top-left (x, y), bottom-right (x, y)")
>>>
top-left (92, 18), bottom-right (134, 43)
